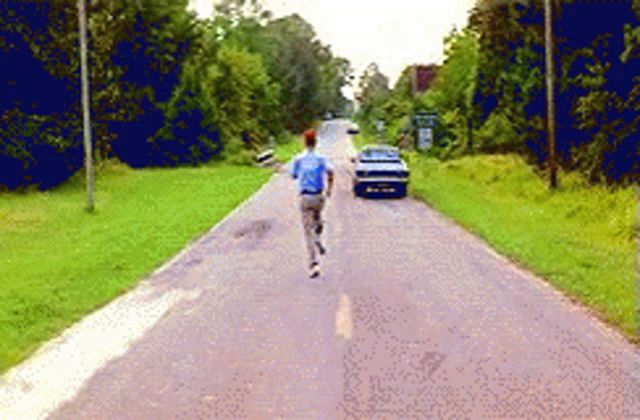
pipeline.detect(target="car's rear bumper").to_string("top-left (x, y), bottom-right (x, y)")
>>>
top-left (354, 177), bottom-right (408, 193)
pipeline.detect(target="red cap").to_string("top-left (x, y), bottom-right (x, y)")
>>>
top-left (304, 129), bottom-right (316, 141)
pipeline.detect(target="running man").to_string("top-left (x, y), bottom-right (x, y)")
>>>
top-left (290, 129), bottom-right (335, 278)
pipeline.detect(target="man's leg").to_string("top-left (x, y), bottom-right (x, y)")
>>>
top-left (300, 197), bottom-right (318, 270)
top-left (311, 196), bottom-right (326, 255)
top-left (314, 209), bottom-right (323, 235)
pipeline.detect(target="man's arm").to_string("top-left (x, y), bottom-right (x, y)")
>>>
top-left (290, 157), bottom-right (299, 179)
top-left (326, 169), bottom-right (334, 197)
top-left (325, 157), bottom-right (335, 197)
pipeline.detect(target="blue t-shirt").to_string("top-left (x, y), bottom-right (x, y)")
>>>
top-left (290, 150), bottom-right (334, 193)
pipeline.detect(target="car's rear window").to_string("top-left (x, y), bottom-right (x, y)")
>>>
top-left (361, 149), bottom-right (400, 162)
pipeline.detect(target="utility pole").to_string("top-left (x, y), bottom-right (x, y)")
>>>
top-left (636, 186), bottom-right (640, 338)
top-left (544, 0), bottom-right (558, 189)
top-left (78, 0), bottom-right (95, 211)
top-left (411, 65), bottom-right (418, 97)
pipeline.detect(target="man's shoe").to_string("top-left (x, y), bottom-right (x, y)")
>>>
top-left (309, 262), bottom-right (320, 278)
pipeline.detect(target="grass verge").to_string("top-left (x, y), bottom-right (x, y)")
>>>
top-left (0, 162), bottom-right (271, 373)
top-left (352, 132), bottom-right (374, 150)
top-left (406, 152), bottom-right (636, 337)
top-left (274, 135), bottom-right (303, 163)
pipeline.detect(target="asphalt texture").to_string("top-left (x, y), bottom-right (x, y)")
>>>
top-left (5, 121), bottom-right (640, 418)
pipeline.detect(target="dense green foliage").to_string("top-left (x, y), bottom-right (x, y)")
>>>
top-left (355, 63), bottom-right (391, 127)
top-left (471, 0), bottom-right (639, 183)
top-left (0, 0), bottom-right (352, 190)
top-left (0, 162), bottom-right (271, 372)
top-left (356, 1), bottom-right (639, 184)
top-left (0, 2), bottom-right (83, 190)
top-left (406, 152), bottom-right (636, 336)
top-left (274, 135), bottom-right (303, 163)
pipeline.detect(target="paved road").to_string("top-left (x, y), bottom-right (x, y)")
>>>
top-left (3, 121), bottom-right (639, 418)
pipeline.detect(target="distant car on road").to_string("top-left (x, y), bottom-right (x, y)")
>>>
top-left (347, 123), bottom-right (360, 135)
top-left (352, 145), bottom-right (409, 198)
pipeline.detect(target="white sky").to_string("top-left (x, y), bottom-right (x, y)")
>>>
top-left (190, 0), bottom-right (475, 96)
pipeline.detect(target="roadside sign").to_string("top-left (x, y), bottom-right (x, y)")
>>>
top-left (417, 127), bottom-right (433, 151)
top-left (413, 111), bottom-right (438, 151)
top-left (413, 111), bottom-right (437, 128)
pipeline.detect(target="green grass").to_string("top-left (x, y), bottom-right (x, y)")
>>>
top-left (352, 132), bottom-right (374, 150)
top-left (0, 162), bottom-right (272, 373)
top-left (405, 152), bottom-right (637, 337)
top-left (274, 136), bottom-right (303, 163)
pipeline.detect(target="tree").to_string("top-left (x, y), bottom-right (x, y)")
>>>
top-left (0, 1), bottom-right (83, 190)
top-left (427, 28), bottom-right (479, 151)
top-left (470, 0), bottom-right (639, 182)
top-left (262, 14), bottom-right (323, 131)
top-left (470, 0), bottom-right (545, 155)
top-left (356, 63), bottom-right (391, 127)
top-left (0, 0), bottom-right (355, 182)
top-left (214, 9), bottom-right (352, 131)
top-left (559, 1), bottom-right (640, 183)
top-left (107, 0), bottom-right (200, 167)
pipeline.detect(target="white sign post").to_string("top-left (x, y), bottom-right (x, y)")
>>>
top-left (376, 120), bottom-right (385, 139)
top-left (414, 111), bottom-right (437, 151)
top-left (417, 128), bottom-right (433, 151)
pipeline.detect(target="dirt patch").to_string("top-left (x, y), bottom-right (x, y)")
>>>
top-left (233, 219), bottom-right (273, 241)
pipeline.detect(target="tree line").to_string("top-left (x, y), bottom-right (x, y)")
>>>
top-left (0, 0), bottom-right (353, 191)
top-left (357, 0), bottom-right (639, 185)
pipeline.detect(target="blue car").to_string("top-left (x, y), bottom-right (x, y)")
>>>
top-left (352, 145), bottom-right (409, 198)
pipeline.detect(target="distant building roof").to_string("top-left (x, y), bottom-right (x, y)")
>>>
top-left (412, 64), bottom-right (438, 93)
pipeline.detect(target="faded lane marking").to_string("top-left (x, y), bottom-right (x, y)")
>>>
top-left (0, 285), bottom-right (202, 420)
top-left (335, 294), bottom-right (353, 340)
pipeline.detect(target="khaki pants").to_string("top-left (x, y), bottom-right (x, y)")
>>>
top-left (300, 194), bottom-right (325, 265)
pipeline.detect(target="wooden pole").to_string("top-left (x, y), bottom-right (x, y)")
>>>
top-left (78, 0), bottom-right (95, 211)
top-left (544, 0), bottom-right (558, 189)
top-left (636, 186), bottom-right (640, 338)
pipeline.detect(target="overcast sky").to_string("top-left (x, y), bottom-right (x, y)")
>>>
top-left (190, 0), bottom-right (475, 95)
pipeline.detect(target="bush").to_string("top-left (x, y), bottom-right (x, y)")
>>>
top-left (0, 112), bottom-right (83, 191)
top-left (110, 96), bottom-right (224, 169)
top-left (109, 100), bottom-right (166, 168)
top-left (223, 138), bottom-right (256, 166)
top-left (0, 154), bottom-right (26, 190)
top-left (110, 115), bottom-right (223, 169)
top-left (474, 112), bottom-right (517, 153)
top-left (0, 4), bottom-right (83, 191)
top-left (156, 102), bottom-right (223, 167)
